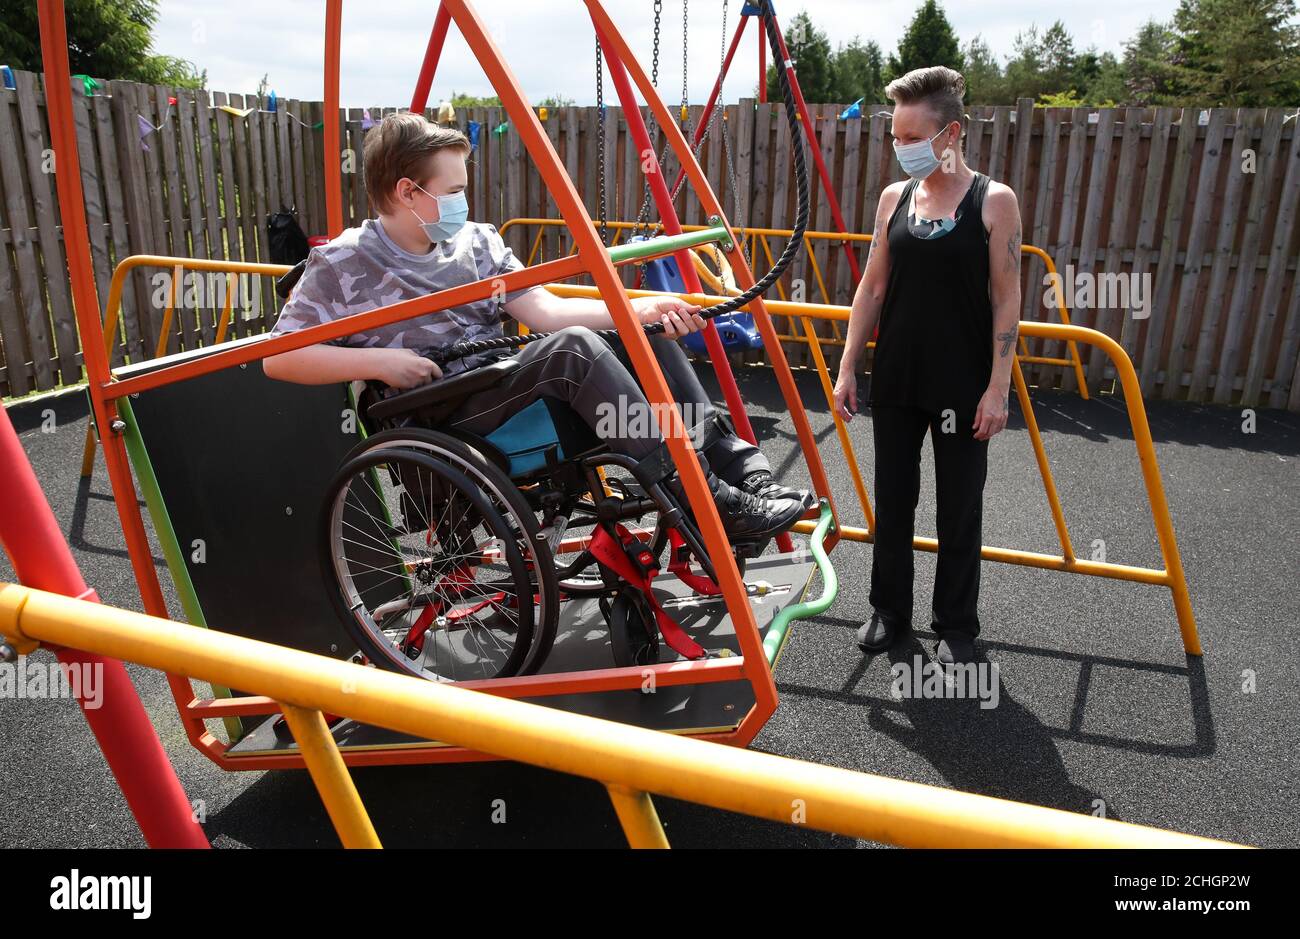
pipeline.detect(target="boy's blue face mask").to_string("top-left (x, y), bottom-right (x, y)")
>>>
top-left (410, 184), bottom-right (469, 243)
top-left (892, 125), bottom-right (950, 180)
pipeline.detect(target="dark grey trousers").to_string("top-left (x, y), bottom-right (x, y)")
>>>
top-left (444, 326), bottom-right (768, 486)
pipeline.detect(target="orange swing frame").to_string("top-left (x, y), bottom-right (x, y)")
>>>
top-left (56, 0), bottom-right (838, 769)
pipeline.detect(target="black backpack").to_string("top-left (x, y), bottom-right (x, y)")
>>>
top-left (266, 208), bottom-right (309, 266)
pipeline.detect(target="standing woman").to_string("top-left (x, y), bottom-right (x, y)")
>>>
top-left (833, 67), bottom-right (1022, 666)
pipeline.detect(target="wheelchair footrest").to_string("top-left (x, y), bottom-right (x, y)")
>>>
top-left (588, 523), bottom-right (708, 660)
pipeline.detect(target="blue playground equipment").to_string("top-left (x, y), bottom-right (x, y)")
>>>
top-left (633, 239), bottom-right (765, 355)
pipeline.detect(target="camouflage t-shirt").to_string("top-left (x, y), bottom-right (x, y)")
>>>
top-left (269, 218), bottom-right (541, 376)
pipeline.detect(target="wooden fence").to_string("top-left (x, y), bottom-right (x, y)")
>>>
top-left (2, 69), bottom-right (1298, 410)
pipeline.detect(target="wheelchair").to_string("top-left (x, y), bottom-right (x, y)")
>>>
top-left (318, 351), bottom-right (770, 685)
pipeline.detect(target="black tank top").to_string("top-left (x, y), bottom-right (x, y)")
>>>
top-left (867, 172), bottom-right (994, 418)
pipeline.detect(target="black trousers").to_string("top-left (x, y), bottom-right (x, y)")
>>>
top-left (445, 326), bottom-right (769, 486)
top-left (868, 404), bottom-right (989, 637)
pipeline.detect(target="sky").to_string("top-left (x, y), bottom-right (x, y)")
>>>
top-left (151, 1), bottom-right (1183, 108)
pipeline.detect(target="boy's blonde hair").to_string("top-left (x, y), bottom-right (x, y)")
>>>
top-left (363, 111), bottom-right (471, 214)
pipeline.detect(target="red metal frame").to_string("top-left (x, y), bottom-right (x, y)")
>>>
top-left (767, 17), bottom-right (862, 282)
top-left (593, 23), bottom-right (796, 554)
top-left (5, 5), bottom-right (207, 848)
top-left (323, 0), bottom-right (343, 237)
top-left (34, 0), bottom-right (837, 773)
top-left (0, 408), bottom-right (208, 847)
top-left (411, 5), bottom-right (454, 113)
top-left (665, 7), bottom-right (862, 283)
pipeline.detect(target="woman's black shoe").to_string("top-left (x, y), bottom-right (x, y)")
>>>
top-left (856, 611), bottom-right (898, 652)
top-left (936, 632), bottom-right (977, 665)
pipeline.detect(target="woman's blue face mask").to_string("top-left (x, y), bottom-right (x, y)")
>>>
top-left (410, 184), bottom-right (469, 243)
top-left (892, 125), bottom-right (951, 180)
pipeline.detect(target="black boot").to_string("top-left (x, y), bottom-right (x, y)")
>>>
top-left (740, 470), bottom-right (818, 513)
top-left (667, 472), bottom-right (806, 541)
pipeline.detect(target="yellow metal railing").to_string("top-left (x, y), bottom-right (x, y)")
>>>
top-left (83, 253), bottom-right (1198, 655)
top-left (80, 253), bottom-right (1198, 656)
top-left (81, 255), bottom-right (293, 476)
top-left (500, 218), bottom-right (1089, 396)
top-left (0, 582), bottom-right (1235, 849)
top-left (546, 284), bottom-right (1200, 656)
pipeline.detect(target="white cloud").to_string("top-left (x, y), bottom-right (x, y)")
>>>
top-left (152, 1), bottom-right (1180, 107)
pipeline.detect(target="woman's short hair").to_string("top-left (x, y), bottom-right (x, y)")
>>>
top-left (885, 66), bottom-right (966, 133)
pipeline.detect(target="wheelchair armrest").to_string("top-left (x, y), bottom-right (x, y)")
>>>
top-left (366, 356), bottom-right (522, 424)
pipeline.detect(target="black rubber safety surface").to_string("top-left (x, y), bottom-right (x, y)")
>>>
top-left (2, 361), bottom-right (1296, 848)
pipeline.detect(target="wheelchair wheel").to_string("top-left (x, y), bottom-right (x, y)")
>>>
top-left (605, 588), bottom-right (660, 668)
top-left (322, 446), bottom-right (534, 682)
top-left (342, 428), bottom-right (559, 676)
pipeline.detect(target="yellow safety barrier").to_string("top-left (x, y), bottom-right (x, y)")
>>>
top-left (546, 284), bottom-right (1200, 657)
top-left (81, 255), bottom-right (293, 477)
top-left (500, 218), bottom-right (1089, 396)
top-left (0, 582), bottom-right (1236, 848)
top-left (76, 254), bottom-right (1198, 656)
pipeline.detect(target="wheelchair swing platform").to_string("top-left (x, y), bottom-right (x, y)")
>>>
top-left (109, 337), bottom-right (821, 763)
top-left (227, 550), bottom-right (817, 755)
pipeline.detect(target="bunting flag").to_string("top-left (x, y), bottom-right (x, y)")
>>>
top-left (134, 98), bottom-right (179, 150)
top-left (131, 88), bottom-right (325, 152)
top-left (436, 100), bottom-right (455, 124)
top-left (217, 103), bottom-right (322, 131)
top-left (71, 74), bottom-right (99, 96)
top-left (839, 97), bottom-right (864, 120)
top-left (493, 121), bottom-right (509, 136)
top-left (467, 120), bottom-right (481, 151)
top-left (361, 108), bottom-right (375, 131)
top-left (1, 65), bottom-right (14, 90)
top-left (136, 113), bottom-right (154, 150)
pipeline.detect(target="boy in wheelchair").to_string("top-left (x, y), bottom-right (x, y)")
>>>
top-left (264, 111), bottom-right (812, 543)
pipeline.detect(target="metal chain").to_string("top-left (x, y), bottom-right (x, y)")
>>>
top-left (634, 0), bottom-right (665, 235)
top-left (680, 0), bottom-right (690, 128)
top-left (651, 0), bottom-right (662, 88)
top-left (596, 38), bottom-right (608, 246)
top-left (714, 0), bottom-right (750, 267)
top-left (632, 0), bottom-right (748, 263)
top-left (640, 0), bottom-right (716, 228)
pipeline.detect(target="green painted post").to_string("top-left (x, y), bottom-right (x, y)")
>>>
top-left (116, 397), bottom-right (245, 743)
